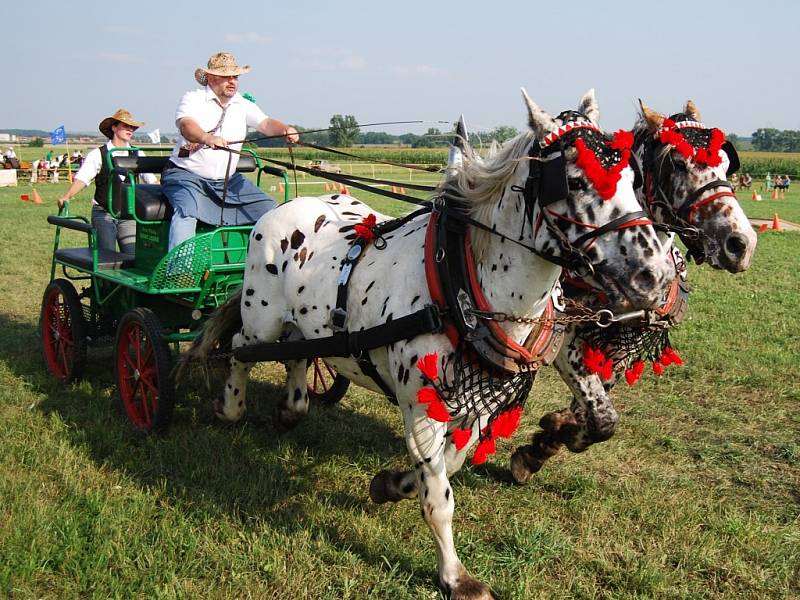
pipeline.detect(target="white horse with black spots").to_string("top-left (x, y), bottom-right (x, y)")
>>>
top-left (510, 100), bottom-right (758, 481)
top-left (186, 90), bottom-right (675, 599)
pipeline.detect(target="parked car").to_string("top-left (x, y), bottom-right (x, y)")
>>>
top-left (308, 159), bottom-right (342, 174)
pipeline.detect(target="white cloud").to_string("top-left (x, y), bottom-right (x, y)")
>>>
top-left (292, 48), bottom-right (368, 72)
top-left (223, 32), bottom-right (272, 45)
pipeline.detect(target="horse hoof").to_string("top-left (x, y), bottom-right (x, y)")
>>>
top-left (447, 566), bottom-right (495, 600)
top-left (369, 470), bottom-right (392, 504)
top-left (510, 445), bottom-right (544, 484)
top-left (272, 406), bottom-right (301, 432)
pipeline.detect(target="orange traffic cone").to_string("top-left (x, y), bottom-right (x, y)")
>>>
top-left (772, 213), bottom-right (781, 230)
top-left (278, 182), bottom-right (284, 193)
top-left (31, 189), bottom-right (43, 204)
top-left (751, 190), bottom-right (757, 200)
top-left (323, 182), bottom-right (330, 192)
top-left (758, 223), bottom-right (769, 233)
top-left (20, 193), bottom-right (29, 202)
top-left (391, 185), bottom-right (397, 193)
top-left (399, 187), bottom-right (406, 195)
top-left (772, 189), bottom-right (779, 200)
top-left (341, 185), bottom-right (349, 194)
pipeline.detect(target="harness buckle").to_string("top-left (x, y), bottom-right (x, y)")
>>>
top-left (330, 308), bottom-right (348, 332)
top-left (456, 289), bottom-right (478, 330)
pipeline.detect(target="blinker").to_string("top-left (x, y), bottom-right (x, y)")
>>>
top-left (538, 150), bottom-right (569, 206)
top-left (721, 141), bottom-right (739, 176)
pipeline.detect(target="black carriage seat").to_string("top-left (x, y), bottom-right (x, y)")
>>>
top-left (111, 154), bottom-right (258, 221)
top-left (47, 216), bottom-right (136, 270)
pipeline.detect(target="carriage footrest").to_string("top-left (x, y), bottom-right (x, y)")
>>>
top-left (55, 247), bottom-right (135, 270)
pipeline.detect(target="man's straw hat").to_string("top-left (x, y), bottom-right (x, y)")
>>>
top-left (195, 52), bottom-right (251, 86)
top-left (98, 108), bottom-right (145, 139)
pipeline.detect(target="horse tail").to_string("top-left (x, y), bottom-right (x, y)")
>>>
top-left (175, 290), bottom-right (243, 385)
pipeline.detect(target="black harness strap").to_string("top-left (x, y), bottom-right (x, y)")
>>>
top-left (232, 305), bottom-right (442, 363)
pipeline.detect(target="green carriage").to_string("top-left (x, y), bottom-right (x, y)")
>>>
top-left (40, 148), bottom-right (347, 432)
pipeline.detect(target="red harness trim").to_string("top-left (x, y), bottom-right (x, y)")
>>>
top-left (424, 210), bottom-right (556, 364)
top-left (685, 190), bottom-right (737, 223)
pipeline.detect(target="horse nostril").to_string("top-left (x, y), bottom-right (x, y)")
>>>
top-left (725, 233), bottom-right (747, 259)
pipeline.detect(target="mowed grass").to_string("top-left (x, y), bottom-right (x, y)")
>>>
top-left (0, 175), bottom-right (798, 600)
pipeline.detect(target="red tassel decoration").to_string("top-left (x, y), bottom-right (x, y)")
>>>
top-left (573, 129), bottom-right (633, 200)
top-left (583, 345), bottom-right (614, 381)
top-left (652, 361), bottom-right (664, 376)
top-left (625, 360), bottom-right (645, 386)
top-left (416, 352), bottom-right (439, 381)
top-left (491, 406), bottom-right (523, 439)
top-left (471, 436), bottom-right (496, 465)
top-left (452, 428), bottom-right (472, 450)
top-left (353, 213), bottom-right (377, 241)
top-left (427, 400), bottom-right (451, 422)
top-left (417, 386), bottom-right (439, 404)
top-left (658, 122), bottom-right (725, 168)
top-left (663, 346), bottom-right (684, 366)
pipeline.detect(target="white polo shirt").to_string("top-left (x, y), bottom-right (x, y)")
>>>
top-left (170, 87), bottom-right (268, 180)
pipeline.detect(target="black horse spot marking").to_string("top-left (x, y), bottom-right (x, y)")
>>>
top-left (280, 238), bottom-right (289, 253)
top-left (298, 286), bottom-right (305, 294)
top-left (245, 288), bottom-right (254, 296)
top-left (409, 354), bottom-right (418, 367)
top-left (312, 305), bottom-right (317, 310)
top-left (266, 264), bottom-right (278, 275)
top-left (255, 233), bottom-right (263, 241)
top-left (293, 388), bottom-right (301, 402)
top-left (366, 280), bottom-right (375, 293)
top-left (341, 210), bottom-right (360, 216)
top-left (233, 388), bottom-right (240, 396)
top-left (403, 368), bottom-right (409, 385)
top-left (491, 264), bottom-right (498, 272)
top-left (331, 194), bottom-right (340, 200)
top-left (290, 230), bottom-right (306, 249)
top-left (314, 329), bottom-right (319, 334)
top-left (398, 364), bottom-right (406, 382)
top-left (503, 265), bottom-right (509, 272)
top-left (314, 215), bottom-right (326, 233)
top-left (299, 307), bottom-right (308, 315)
top-left (361, 296), bottom-right (368, 305)
top-left (282, 261), bottom-right (288, 272)
top-left (411, 295), bottom-right (420, 305)
top-left (445, 488), bottom-right (451, 501)
top-left (344, 233), bottom-right (357, 241)
top-left (298, 247), bottom-right (308, 269)
top-left (244, 301), bottom-right (251, 307)
top-left (238, 400), bottom-right (243, 407)
top-left (350, 200), bottom-right (361, 205)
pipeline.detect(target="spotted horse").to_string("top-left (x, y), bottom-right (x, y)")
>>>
top-left (185, 89), bottom-right (675, 599)
top-left (510, 100), bottom-right (758, 483)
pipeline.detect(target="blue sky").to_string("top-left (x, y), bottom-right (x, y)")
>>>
top-left (3, 0), bottom-right (798, 137)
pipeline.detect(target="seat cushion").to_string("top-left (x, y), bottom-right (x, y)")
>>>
top-left (55, 247), bottom-right (135, 270)
top-left (133, 184), bottom-right (173, 221)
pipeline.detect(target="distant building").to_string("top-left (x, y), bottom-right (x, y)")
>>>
top-left (0, 133), bottom-right (18, 142)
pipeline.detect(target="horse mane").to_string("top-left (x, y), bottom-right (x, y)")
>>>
top-left (442, 130), bottom-right (534, 209)
top-left (439, 130), bottom-right (535, 261)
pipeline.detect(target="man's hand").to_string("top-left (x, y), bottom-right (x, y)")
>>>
top-left (285, 126), bottom-right (300, 144)
top-left (57, 195), bottom-right (68, 209)
top-left (205, 134), bottom-right (228, 149)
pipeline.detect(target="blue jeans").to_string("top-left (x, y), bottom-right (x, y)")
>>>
top-left (92, 205), bottom-right (136, 254)
top-left (162, 167), bottom-right (277, 249)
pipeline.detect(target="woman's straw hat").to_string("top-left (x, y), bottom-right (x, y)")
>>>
top-left (195, 52), bottom-right (251, 85)
top-left (98, 108), bottom-right (145, 139)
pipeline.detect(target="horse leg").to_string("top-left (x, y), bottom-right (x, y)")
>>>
top-left (370, 425), bottom-right (476, 504)
top-left (510, 330), bottom-right (619, 483)
top-left (273, 359), bottom-right (310, 430)
top-left (215, 338), bottom-right (253, 422)
top-left (403, 412), bottom-right (493, 599)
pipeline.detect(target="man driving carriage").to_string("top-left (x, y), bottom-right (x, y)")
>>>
top-left (162, 52), bottom-right (300, 250)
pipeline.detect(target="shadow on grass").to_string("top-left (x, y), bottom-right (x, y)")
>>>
top-left (0, 310), bottom-right (418, 558)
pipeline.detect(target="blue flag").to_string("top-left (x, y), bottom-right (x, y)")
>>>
top-left (50, 125), bottom-right (66, 145)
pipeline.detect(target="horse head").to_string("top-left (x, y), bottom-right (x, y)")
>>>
top-left (636, 100), bottom-right (756, 272)
top-left (519, 89), bottom-right (674, 309)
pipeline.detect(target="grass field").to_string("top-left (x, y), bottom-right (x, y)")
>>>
top-left (0, 166), bottom-right (798, 599)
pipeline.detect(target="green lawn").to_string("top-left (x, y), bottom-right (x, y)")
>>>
top-left (0, 173), bottom-right (798, 599)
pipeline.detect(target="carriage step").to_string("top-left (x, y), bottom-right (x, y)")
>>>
top-left (55, 247), bottom-right (135, 270)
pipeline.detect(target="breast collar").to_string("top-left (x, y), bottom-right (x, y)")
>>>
top-left (424, 204), bottom-right (566, 374)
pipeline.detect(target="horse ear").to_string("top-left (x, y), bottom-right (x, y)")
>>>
top-left (639, 99), bottom-right (665, 132)
top-left (521, 87), bottom-right (557, 139)
top-left (684, 100), bottom-right (701, 121)
top-left (578, 88), bottom-right (600, 124)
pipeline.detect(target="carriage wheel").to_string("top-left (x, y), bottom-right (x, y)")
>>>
top-left (114, 308), bottom-right (175, 433)
top-left (307, 359), bottom-right (350, 404)
top-left (40, 279), bottom-right (87, 383)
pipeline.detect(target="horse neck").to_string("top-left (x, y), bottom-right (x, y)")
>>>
top-left (468, 173), bottom-right (561, 328)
